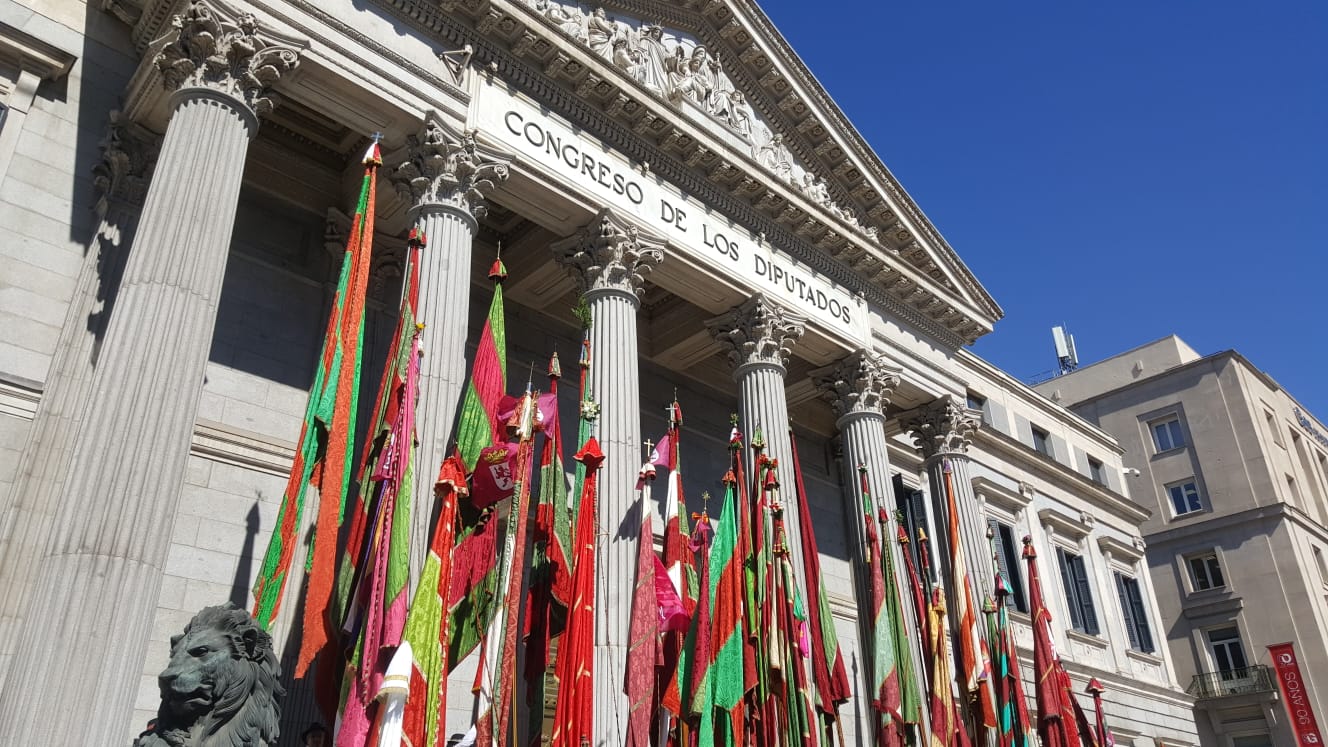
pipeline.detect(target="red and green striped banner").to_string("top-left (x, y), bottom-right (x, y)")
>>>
top-left (446, 258), bottom-right (509, 667)
top-left (401, 456), bottom-right (467, 747)
top-left (251, 141), bottom-right (381, 689)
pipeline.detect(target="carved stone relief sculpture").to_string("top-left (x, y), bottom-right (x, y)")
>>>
top-left (514, 0), bottom-right (881, 243)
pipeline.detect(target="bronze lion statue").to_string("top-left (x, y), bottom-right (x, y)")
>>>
top-left (133, 605), bottom-right (284, 747)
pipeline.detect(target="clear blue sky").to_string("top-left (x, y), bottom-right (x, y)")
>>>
top-left (758, 1), bottom-right (1327, 413)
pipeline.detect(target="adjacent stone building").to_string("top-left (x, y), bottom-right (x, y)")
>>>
top-left (0, 1), bottom-right (1200, 744)
top-left (1038, 335), bottom-right (1328, 747)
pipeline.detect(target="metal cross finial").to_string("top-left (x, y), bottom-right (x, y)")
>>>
top-left (642, 437), bottom-right (654, 460)
top-left (370, 131), bottom-right (384, 144)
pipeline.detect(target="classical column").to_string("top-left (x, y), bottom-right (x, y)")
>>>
top-left (706, 294), bottom-right (809, 588)
top-left (902, 396), bottom-right (998, 739)
top-left (551, 208), bottom-right (663, 746)
top-left (390, 114), bottom-right (509, 580)
top-left (0, 113), bottom-right (158, 687)
top-left (811, 350), bottom-right (931, 745)
top-left (0, 3), bottom-right (301, 742)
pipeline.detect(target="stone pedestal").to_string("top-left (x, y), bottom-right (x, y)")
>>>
top-left (0, 114), bottom-right (158, 688)
top-left (0, 3), bottom-right (301, 741)
top-left (552, 209), bottom-right (663, 746)
top-left (390, 115), bottom-right (509, 581)
top-left (903, 396), bottom-right (997, 742)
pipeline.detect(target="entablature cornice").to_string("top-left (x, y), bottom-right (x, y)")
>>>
top-left (971, 475), bottom-right (1032, 514)
top-left (1096, 534), bottom-right (1146, 563)
top-left (358, 0), bottom-right (994, 346)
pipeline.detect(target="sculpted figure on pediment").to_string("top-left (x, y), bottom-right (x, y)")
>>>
top-left (631, 25), bottom-right (670, 95)
top-left (612, 37), bottom-right (638, 74)
top-left (726, 91), bottom-right (753, 139)
top-left (587, 7), bottom-right (616, 59)
top-left (512, 0), bottom-right (884, 241)
top-left (755, 129), bottom-right (794, 183)
top-left (669, 45), bottom-right (718, 108)
top-left (536, 0), bottom-right (586, 41)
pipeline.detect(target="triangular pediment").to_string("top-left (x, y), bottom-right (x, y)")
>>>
top-left (427, 0), bottom-right (1001, 343)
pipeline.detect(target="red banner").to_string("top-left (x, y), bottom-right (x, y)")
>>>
top-left (1268, 642), bottom-right (1324, 746)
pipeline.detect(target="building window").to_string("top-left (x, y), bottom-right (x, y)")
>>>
top-left (1186, 552), bottom-right (1225, 591)
top-left (1031, 425), bottom-right (1051, 457)
top-left (1150, 415), bottom-right (1185, 452)
top-left (1232, 736), bottom-right (1273, 747)
top-left (1114, 572), bottom-right (1155, 653)
top-left (1166, 480), bottom-right (1204, 516)
top-left (987, 518), bottom-right (1028, 613)
top-left (1088, 457), bottom-right (1107, 486)
top-left (1265, 409), bottom-right (1284, 448)
top-left (893, 475), bottom-right (933, 582)
top-left (1314, 546), bottom-right (1328, 589)
top-left (1206, 625), bottom-right (1248, 676)
top-left (1286, 474), bottom-right (1301, 505)
top-left (1056, 547), bottom-right (1099, 635)
top-left (966, 391), bottom-right (990, 425)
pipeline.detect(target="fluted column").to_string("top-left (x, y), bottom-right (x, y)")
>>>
top-left (390, 114), bottom-right (510, 581)
top-left (552, 209), bottom-right (663, 746)
top-left (706, 295), bottom-right (809, 591)
top-left (0, 113), bottom-right (159, 688)
top-left (0, 3), bottom-right (302, 742)
top-left (903, 396), bottom-right (997, 740)
top-left (811, 350), bottom-right (931, 745)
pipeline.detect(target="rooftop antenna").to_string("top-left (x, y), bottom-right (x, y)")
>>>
top-left (1052, 325), bottom-right (1079, 376)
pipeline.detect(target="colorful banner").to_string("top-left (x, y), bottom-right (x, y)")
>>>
top-left (1268, 642), bottom-right (1324, 746)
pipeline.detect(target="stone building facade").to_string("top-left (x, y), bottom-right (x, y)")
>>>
top-left (1039, 336), bottom-right (1328, 747)
top-left (0, 1), bottom-right (1199, 744)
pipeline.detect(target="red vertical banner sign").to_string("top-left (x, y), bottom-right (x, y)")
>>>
top-left (1268, 642), bottom-right (1325, 746)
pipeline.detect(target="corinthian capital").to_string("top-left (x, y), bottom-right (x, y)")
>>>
top-left (810, 349), bottom-right (901, 420)
top-left (391, 114), bottom-right (511, 222)
top-left (93, 111), bottom-right (161, 217)
top-left (902, 395), bottom-right (979, 459)
top-left (154, 1), bottom-right (304, 118)
top-left (551, 208), bottom-right (665, 299)
top-left (706, 294), bottom-right (806, 371)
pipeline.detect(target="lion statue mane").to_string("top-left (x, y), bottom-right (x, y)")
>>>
top-left (133, 604), bottom-right (284, 747)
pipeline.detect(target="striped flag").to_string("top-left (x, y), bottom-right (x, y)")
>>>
top-left (250, 140), bottom-right (381, 684)
top-left (523, 352), bottom-right (573, 734)
top-left (1022, 537), bottom-right (1088, 747)
top-left (659, 398), bottom-right (697, 747)
top-left (988, 539), bottom-right (1035, 747)
top-left (446, 259), bottom-right (509, 667)
top-left (928, 590), bottom-right (960, 747)
top-left (789, 432), bottom-right (850, 737)
top-left (477, 385), bottom-right (543, 746)
top-left (942, 460), bottom-right (997, 733)
top-left (400, 456), bottom-right (467, 747)
top-left (857, 465), bottom-right (902, 741)
top-left (701, 476), bottom-right (747, 747)
top-left (625, 472), bottom-right (662, 747)
top-left (334, 233), bottom-right (425, 746)
top-left (550, 437), bottom-right (604, 746)
top-left (768, 461), bottom-right (817, 747)
top-left (878, 506), bottom-right (923, 731)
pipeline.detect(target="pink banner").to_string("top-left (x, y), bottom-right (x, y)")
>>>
top-left (1268, 642), bottom-right (1324, 746)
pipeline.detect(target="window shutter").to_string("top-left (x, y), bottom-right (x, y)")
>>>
top-left (1057, 549), bottom-right (1083, 631)
top-left (1127, 577), bottom-right (1154, 652)
top-left (1115, 573), bottom-right (1140, 650)
top-left (988, 518), bottom-right (1010, 599)
top-left (1072, 554), bottom-right (1099, 635)
top-left (999, 524), bottom-right (1028, 613)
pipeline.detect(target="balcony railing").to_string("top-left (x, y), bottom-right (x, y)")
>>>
top-left (1187, 665), bottom-right (1276, 699)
